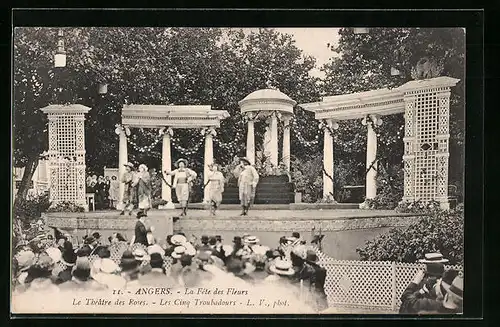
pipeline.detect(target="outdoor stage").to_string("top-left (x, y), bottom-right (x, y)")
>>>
top-left (43, 204), bottom-right (423, 260)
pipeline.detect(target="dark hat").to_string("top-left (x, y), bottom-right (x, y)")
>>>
top-left (233, 236), bottom-right (242, 244)
top-left (149, 253), bottom-right (164, 268)
top-left (239, 157), bottom-right (251, 165)
top-left (215, 235), bottom-right (222, 241)
top-left (96, 246), bottom-right (111, 259)
top-left (226, 258), bottom-right (245, 276)
top-left (136, 211), bottom-right (147, 219)
top-left (305, 250), bottom-right (318, 263)
top-left (442, 269), bottom-right (460, 288)
top-left (61, 249), bottom-right (77, 266)
top-left (292, 232), bottom-right (300, 239)
top-left (120, 250), bottom-right (139, 270)
top-left (180, 254), bottom-right (193, 267)
top-left (201, 235), bottom-right (209, 244)
top-left (425, 263), bottom-right (445, 277)
top-left (175, 158), bottom-right (188, 167)
top-left (92, 232), bottom-right (101, 239)
top-left (208, 236), bottom-right (217, 246)
top-left (84, 236), bottom-right (95, 244)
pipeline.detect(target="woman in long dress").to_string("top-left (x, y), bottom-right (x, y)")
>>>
top-left (164, 159), bottom-right (197, 217)
top-left (205, 164), bottom-right (225, 216)
top-left (108, 175), bottom-right (120, 209)
top-left (134, 164), bottom-right (152, 216)
top-left (119, 163), bottom-right (136, 216)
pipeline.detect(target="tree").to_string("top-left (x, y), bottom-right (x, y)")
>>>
top-left (320, 28), bottom-right (465, 197)
top-left (13, 27), bottom-right (322, 203)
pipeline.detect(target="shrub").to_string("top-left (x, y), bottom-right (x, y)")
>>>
top-left (356, 204), bottom-right (464, 265)
top-left (13, 193), bottom-right (51, 221)
top-left (290, 156), bottom-right (323, 203)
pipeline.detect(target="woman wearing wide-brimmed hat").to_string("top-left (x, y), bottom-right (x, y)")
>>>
top-left (204, 163), bottom-right (225, 215)
top-left (164, 159), bottom-right (197, 216)
top-left (232, 157), bottom-right (259, 216)
top-left (119, 162), bottom-right (137, 216)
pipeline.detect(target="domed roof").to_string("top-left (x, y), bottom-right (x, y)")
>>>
top-left (240, 89), bottom-right (294, 103)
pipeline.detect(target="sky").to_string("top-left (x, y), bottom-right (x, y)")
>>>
top-left (239, 28), bottom-right (342, 78)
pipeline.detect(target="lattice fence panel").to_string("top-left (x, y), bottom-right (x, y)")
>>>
top-left (314, 248), bottom-right (463, 312)
top-left (321, 260), bottom-right (394, 310)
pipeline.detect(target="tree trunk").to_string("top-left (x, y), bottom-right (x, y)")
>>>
top-left (14, 156), bottom-right (38, 207)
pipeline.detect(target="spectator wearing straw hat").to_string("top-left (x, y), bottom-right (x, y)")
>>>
top-left (13, 250), bottom-right (35, 291)
top-left (92, 257), bottom-right (126, 289)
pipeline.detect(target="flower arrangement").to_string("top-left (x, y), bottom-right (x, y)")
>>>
top-left (254, 152), bottom-right (290, 177)
top-left (46, 201), bottom-right (85, 213)
top-left (395, 199), bottom-right (442, 214)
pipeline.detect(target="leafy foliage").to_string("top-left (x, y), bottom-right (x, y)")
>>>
top-left (13, 193), bottom-right (51, 221)
top-left (356, 205), bottom-right (464, 264)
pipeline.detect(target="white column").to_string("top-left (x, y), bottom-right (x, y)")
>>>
top-left (246, 115), bottom-right (256, 165)
top-left (364, 115), bottom-right (381, 202)
top-left (282, 117), bottom-right (291, 170)
top-left (161, 127), bottom-right (173, 204)
top-left (117, 126), bottom-right (128, 210)
top-left (203, 127), bottom-right (215, 203)
top-left (270, 112), bottom-right (279, 166)
top-left (322, 119), bottom-right (335, 201)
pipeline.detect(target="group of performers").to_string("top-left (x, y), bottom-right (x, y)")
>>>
top-left (119, 157), bottom-right (259, 217)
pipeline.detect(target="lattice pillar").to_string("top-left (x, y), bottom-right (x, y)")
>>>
top-left (401, 77), bottom-right (458, 209)
top-left (436, 91), bottom-right (451, 210)
top-left (202, 127), bottom-right (216, 203)
top-left (41, 105), bottom-right (91, 210)
top-left (402, 94), bottom-right (417, 203)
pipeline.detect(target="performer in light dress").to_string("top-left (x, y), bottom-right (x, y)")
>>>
top-left (119, 162), bottom-right (136, 216)
top-left (233, 157), bottom-right (259, 216)
top-left (133, 164), bottom-right (152, 216)
top-left (164, 159), bottom-right (197, 217)
top-left (204, 163), bottom-right (225, 216)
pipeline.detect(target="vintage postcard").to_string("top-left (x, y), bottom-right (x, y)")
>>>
top-left (11, 20), bottom-right (467, 315)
